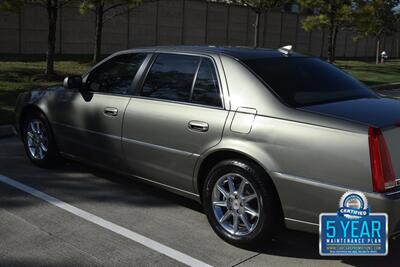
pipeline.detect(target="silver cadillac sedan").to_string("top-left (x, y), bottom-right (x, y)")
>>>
top-left (14, 46), bottom-right (400, 247)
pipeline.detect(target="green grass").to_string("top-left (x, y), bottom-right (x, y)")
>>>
top-left (336, 59), bottom-right (400, 86)
top-left (0, 59), bottom-right (91, 125)
top-left (0, 57), bottom-right (399, 125)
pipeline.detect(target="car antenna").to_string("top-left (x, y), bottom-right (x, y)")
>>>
top-left (278, 45), bottom-right (293, 55)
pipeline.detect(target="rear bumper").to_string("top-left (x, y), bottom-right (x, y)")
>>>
top-left (369, 191), bottom-right (400, 237)
top-left (272, 172), bottom-right (400, 237)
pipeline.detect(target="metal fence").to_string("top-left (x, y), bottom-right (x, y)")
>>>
top-left (0, 0), bottom-right (399, 58)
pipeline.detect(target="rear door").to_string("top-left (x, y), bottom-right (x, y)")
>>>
top-left (122, 53), bottom-right (229, 192)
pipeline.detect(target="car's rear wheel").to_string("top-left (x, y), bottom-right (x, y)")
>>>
top-left (203, 159), bottom-right (280, 247)
top-left (22, 111), bottom-right (60, 168)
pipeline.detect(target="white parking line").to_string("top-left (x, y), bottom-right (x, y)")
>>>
top-left (0, 174), bottom-right (212, 267)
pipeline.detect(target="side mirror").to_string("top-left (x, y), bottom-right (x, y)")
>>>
top-left (63, 76), bottom-right (83, 89)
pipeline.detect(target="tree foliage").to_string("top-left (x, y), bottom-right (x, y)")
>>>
top-left (0, 0), bottom-right (26, 12)
top-left (0, 0), bottom-right (72, 75)
top-left (298, 0), bottom-right (353, 62)
top-left (79, 0), bottom-right (143, 20)
top-left (354, 0), bottom-right (399, 62)
top-left (299, 0), bottom-right (353, 30)
top-left (218, 0), bottom-right (290, 47)
top-left (354, 0), bottom-right (399, 37)
top-left (79, 0), bottom-right (144, 63)
top-left (232, 0), bottom-right (289, 13)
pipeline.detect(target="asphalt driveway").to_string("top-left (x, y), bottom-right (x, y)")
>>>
top-left (0, 136), bottom-right (399, 267)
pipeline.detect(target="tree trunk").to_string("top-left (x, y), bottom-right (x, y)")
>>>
top-left (332, 26), bottom-right (339, 62)
top-left (253, 12), bottom-right (260, 48)
top-left (376, 38), bottom-right (381, 65)
top-left (327, 14), bottom-right (335, 63)
top-left (45, 0), bottom-right (58, 75)
top-left (93, 4), bottom-right (104, 64)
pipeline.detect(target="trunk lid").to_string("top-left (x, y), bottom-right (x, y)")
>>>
top-left (299, 97), bottom-right (400, 128)
top-left (301, 97), bottom-right (400, 188)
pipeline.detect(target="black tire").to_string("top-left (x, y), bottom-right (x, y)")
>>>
top-left (202, 159), bottom-right (281, 248)
top-left (22, 110), bottom-right (61, 168)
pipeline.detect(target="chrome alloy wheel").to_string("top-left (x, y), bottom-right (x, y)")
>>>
top-left (212, 173), bottom-right (261, 236)
top-left (26, 119), bottom-right (48, 160)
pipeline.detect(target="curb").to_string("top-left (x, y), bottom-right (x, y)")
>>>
top-left (0, 125), bottom-right (16, 138)
top-left (370, 82), bottom-right (400, 91)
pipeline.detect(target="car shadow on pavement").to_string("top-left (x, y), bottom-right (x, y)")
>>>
top-left (62, 160), bottom-right (205, 213)
top-left (1, 136), bottom-right (399, 266)
top-left (0, 136), bottom-right (203, 211)
top-left (68, 160), bottom-right (400, 266)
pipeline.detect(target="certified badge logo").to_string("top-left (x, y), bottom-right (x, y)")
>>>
top-left (338, 191), bottom-right (369, 219)
top-left (319, 191), bottom-right (388, 256)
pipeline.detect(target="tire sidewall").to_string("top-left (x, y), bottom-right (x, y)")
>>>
top-left (22, 111), bottom-right (58, 167)
top-left (203, 160), bottom-right (276, 247)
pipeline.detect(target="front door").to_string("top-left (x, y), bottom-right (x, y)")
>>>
top-left (122, 53), bottom-right (229, 192)
top-left (52, 53), bottom-right (148, 169)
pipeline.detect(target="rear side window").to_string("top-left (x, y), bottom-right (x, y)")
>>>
top-left (141, 54), bottom-right (222, 107)
top-left (141, 54), bottom-right (200, 102)
top-left (242, 57), bottom-right (377, 107)
top-left (192, 58), bottom-right (222, 107)
top-left (86, 53), bottom-right (147, 95)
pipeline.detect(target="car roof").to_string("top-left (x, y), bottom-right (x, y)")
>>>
top-left (121, 45), bottom-right (306, 60)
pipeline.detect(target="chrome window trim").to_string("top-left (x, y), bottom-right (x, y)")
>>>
top-left (130, 95), bottom-right (225, 111)
top-left (138, 51), bottom-right (225, 110)
top-left (189, 58), bottom-right (202, 101)
top-left (83, 52), bottom-right (152, 97)
top-left (86, 92), bottom-right (133, 98)
top-left (82, 50), bottom-right (155, 79)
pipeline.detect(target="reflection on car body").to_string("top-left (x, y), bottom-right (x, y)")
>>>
top-left (14, 46), bottom-right (400, 247)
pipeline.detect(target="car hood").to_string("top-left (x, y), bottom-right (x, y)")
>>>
top-left (299, 97), bottom-right (400, 128)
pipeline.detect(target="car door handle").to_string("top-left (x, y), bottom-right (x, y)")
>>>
top-left (188, 121), bottom-right (209, 132)
top-left (104, 107), bottom-right (118, 116)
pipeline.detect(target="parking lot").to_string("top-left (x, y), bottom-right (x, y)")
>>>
top-left (1, 132), bottom-right (400, 267)
top-left (0, 88), bottom-right (399, 267)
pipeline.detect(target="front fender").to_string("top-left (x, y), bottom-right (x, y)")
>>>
top-left (14, 87), bottom-right (63, 136)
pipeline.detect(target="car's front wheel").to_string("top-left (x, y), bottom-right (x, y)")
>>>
top-left (22, 111), bottom-right (60, 168)
top-left (203, 159), bottom-right (280, 247)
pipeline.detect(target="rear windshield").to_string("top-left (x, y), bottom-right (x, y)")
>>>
top-left (242, 57), bottom-right (377, 107)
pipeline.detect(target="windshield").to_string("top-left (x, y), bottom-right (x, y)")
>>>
top-left (242, 57), bottom-right (377, 107)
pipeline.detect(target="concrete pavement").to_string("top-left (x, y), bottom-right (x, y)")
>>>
top-left (0, 136), bottom-right (399, 267)
top-left (0, 125), bottom-right (14, 138)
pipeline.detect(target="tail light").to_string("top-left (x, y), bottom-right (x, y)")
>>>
top-left (368, 127), bottom-right (397, 192)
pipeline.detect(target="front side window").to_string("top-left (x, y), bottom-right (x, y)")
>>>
top-left (141, 54), bottom-right (200, 102)
top-left (242, 57), bottom-right (377, 107)
top-left (86, 53), bottom-right (147, 95)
